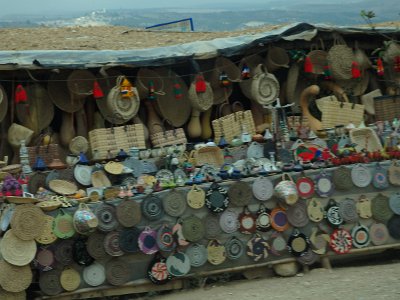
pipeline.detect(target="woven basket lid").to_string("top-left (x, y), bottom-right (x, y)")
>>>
top-left (163, 189), bottom-right (187, 217)
top-left (205, 182), bottom-right (229, 213)
top-left (106, 257), bottom-right (130, 286)
top-left (48, 71), bottom-right (86, 113)
top-left (181, 215), bottom-right (205, 242)
top-left (388, 215), bottom-right (400, 239)
top-left (156, 224), bottom-right (176, 252)
top-left (34, 247), bottom-right (55, 272)
top-left (67, 69), bottom-right (96, 96)
top-left (185, 243), bottom-right (208, 267)
top-left (35, 215), bottom-right (58, 245)
top-left (60, 267), bottom-right (81, 292)
top-left (332, 166), bottom-right (353, 191)
top-left (141, 195), bottom-right (164, 221)
top-left (228, 181), bottom-right (252, 207)
top-left (286, 201), bottom-right (309, 228)
top-left (166, 252), bottom-right (191, 277)
top-left (187, 184), bottom-right (205, 209)
top-left (246, 234), bottom-right (270, 262)
top-left (0, 229), bottom-right (36, 266)
top-left (72, 237), bottom-right (94, 266)
top-left (86, 231), bottom-right (109, 260)
top-left (15, 84), bottom-right (54, 133)
top-left (10, 203), bottom-right (45, 241)
top-left (351, 224), bottom-right (370, 248)
top-left (69, 136), bottom-right (89, 155)
top-left (138, 227), bottom-right (159, 254)
top-left (204, 214), bottom-right (222, 239)
top-left (91, 170), bottom-right (111, 188)
top-left (252, 177), bottom-right (273, 201)
top-left (372, 193), bottom-right (393, 223)
top-left (53, 210), bottom-right (75, 239)
top-left (356, 195), bottom-right (372, 219)
top-left (338, 198), bottom-right (359, 223)
top-left (0, 260), bottom-right (32, 293)
top-left (95, 202), bottom-right (119, 232)
top-left (28, 171), bottom-right (47, 194)
top-left (0, 288), bottom-right (26, 300)
top-left (103, 231), bottom-right (124, 257)
top-left (329, 228), bottom-right (353, 254)
top-left (0, 84), bottom-right (8, 122)
top-left (188, 77), bottom-right (213, 112)
top-left (270, 208), bottom-right (289, 232)
top-left (250, 64), bottom-right (280, 106)
top-left (116, 199), bottom-right (141, 227)
top-left (104, 161), bottom-right (124, 175)
top-left (83, 262), bottom-right (106, 287)
top-left (74, 164), bottom-right (93, 187)
top-left (153, 68), bottom-right (191, 127)
top-left (49, 179), bottom-right (78, 195)
top-left (119, 227), bottom-right (141, 253)
top-left (225, 236), bottom-right (245, 260)
top-left (389, 192), bottom-right (400, 215)
top-left (207, 239), bottom-right (226, 265)
top-left (54, 239), bottom-right (74, 266)
top-left (370, 223), bottom-right (389, 246)
top-left (296, 248), bottom-right (318, 265)
top-left (219, 209), bottom-right (239, 234)
top-left (351, 164), bottom-right (372, 188)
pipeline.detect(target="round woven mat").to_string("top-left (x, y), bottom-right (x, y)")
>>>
top-left (39, 269), bottom-right (63, 296)
top-left (69, 136), bottom-right (89, 155)
top-left (185, 243), bottom-right (208, 267)
top-left (163, 189), bottom-right (187, 217)
top-left (106, 258), bottom-right (131, 286)
top-left (0, 229), bottom-right (36, 266)
top-left (95, 202), bottom-right (119, 232)
top-left (219, 209), bottom-right (239, 234)
top-left (182, 215), bottom-right (205, 242)
top-left (204, 215), bottom-right (222, 239)
top-left (225, 236), bottom-right (245, 260)
top-left (116, 199), bottom-right (141, 227)
top-left (104, 231), bottom-right (124, 257)
top-left (286, 201), bottom-right (309, 228)
top-left (35, 215), bottom-right (58, 245)
top-left (0, 260), bottom-right (32, 293)
top-left (372, 194), bottom-right (394, 223)
top-left (119, 227), bottom-right (141, 253)
top-left (10, 203), bottom-right (45, 241)
top-left (54, 239), bottom-right (74, 266)
top-left (83, 262), bottom-right (106, 287)
top-left (0, 287), bottom-right (26, 300)
top-left (86, 231), bottom-right (109, 260)
top-left (339, 198), bottom-right (359, 223)
top-left (141, 195), bottom-right (164, 221)
top-left (332, 166), bottom-right (353, 191)
top-left (296, 248), bottom-right (318, 265)
top-left (228, 181), bottom-right (252, 207)
top-left (60, 267), bottom-right (81, 292)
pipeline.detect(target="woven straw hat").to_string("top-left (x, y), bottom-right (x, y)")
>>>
top-left (382, 41), bottom-right (400, 63)
top-left (153, 68), bottom-right (191, 127)
top-left (0, 260), bottom-right (32, 293)
top-left (10, 203), bottom-right (45, 241)
top-left (0, 84), bottom-right (8, 122)
top-left (308, 43), bottom-right (328, 75)
top-left (0, 229), bottom-right (36, 266)
top-left (336, 70), bottom-right (370, 97)
top-left (67, 69), bottom-right (96, 96)
top-left (48, 71), bottom-right (86, 113)
top-left (39, 269), bottom-right (63, 296)
top-left (249, 64), bottom-right (280, 105)
top-left (181, 215), bottom-right (205, 242)
top-left (327, 34), bottom-right (355, 80)
top-left (49, 179), bottom-right (78, 195)
top-left (0, 288), bottom-right (26, 300)
top-left (228, 181), bottom-right (252, 207)
top-left (372, 194), bottom-right (394, 223)
top-left (60, 267), bottom-right (81, 292)
top-left (15, 84), bottom-right (54, 133)
top-left (69, 136), bottom-right (89, 155)
top-left (7, 123), bottom-right (34, 149)
top-left (106, 257), bottom-right (130, 286)
top-left (116, 199), bottom-right (141, 228)
top-left (104, 161), bottom-right (124, 175)
top-left (163, 189), bottom-right (187, 217)
top-left (239, 54), bottom-right (265, 99)
top-left (35, 215), bottom-right (58, 245)
top-left (266, 46), bottom-right (289, 72)
top-left (91, 170), bottom-right (111, 188)
top-left (86, 231), bottom-right (109, 260)
top-left (188, 76), bottom-right (214, 112)
top-left (135, 68), bottom-right (165, 100)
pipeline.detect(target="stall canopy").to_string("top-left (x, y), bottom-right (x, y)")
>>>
top-left (0, 22), bottom-right (398, 69)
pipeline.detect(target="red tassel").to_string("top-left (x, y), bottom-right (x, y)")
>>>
top-left (351, 61), bottom-right (361, 79)
top-left (304, 56), bottom-right (313, 73)
top-left (377, 58), bottom-right (384, 76)
top-left (14, 84), bottom-right (27, 104)
top-left (93, 81), bottom-right (104, 99)
top-left (195, 75), bottom-right (207, 93)
top-left (394, 56), bottom-right (400, 73)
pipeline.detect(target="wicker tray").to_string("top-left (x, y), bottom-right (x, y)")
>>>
top-left (349, 127), bottom-right (383, 153)
top-left (192, 146), bottom-right (224, 167)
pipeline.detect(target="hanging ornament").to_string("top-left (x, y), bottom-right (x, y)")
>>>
top-left (148, 80), bottom-right (156, 101)
top-left (351, 61), bottom-right (361, 79)
top-left (173, 79), bottom-right (183, 99)
top-left (195, 74), bottom-right (207, 93)
top-left (304, 56), bottom-right (313, 73)
top-left (93, 81), bottom-right (104, 99)
top-left (219, 71), bottom-right (231, 87)
top-left (241, 64), bottom-right (250, 80)
top-left (323, 64), bottom-right (332, 80)
top-left (14, 84), bottom-right (27, 104)
top-left (376, 58), bottom-right (384, 76)
top-left (120, 77), bottom-right (134, 98)
top-left (394, 56), bottom-right (400, 73)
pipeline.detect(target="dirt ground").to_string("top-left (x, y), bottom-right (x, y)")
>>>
top-left (146, 255), bottom-right (400, 300)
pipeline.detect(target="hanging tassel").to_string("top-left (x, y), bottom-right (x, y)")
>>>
top-left (376, 58), bottom-right (384, 76)
top-left (351, 61), bottom-right (361, 79)
top-left (195, 74), bottom-right (207, 93)
top-left (323, 64), bottom-right (332, 80)
top-left (394, 56), bottom-right (400, 72)
top-left (14, 84), bottom-right (27, 104)
top-left (241, 64), bottom-right (250, 80)
top-left (304, 56), bottom-right (313, 73)
top-left (173, 79), bottom-right (183, 99)
top-left (148, 80), bottom-right (156, 101)
top-left (219, 71), bottom-right (231, 87)
top-left (93, 81), bottom-right (104, 99)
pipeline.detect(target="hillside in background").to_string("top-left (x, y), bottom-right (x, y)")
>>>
top-left (0, 0), bottom-right (398, 30)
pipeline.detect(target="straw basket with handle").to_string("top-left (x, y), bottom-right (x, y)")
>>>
top-left (150, 121), bottom-right (187, 148)
top-left (307, 38), bottom-right (328, 75)
top-left (249, 64), bottom-right (280, 106)
top-left (327, 33), bottom-right (355, 80)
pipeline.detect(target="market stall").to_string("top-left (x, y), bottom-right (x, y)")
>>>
top-left (0, 23), bottom-right (399, 299)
